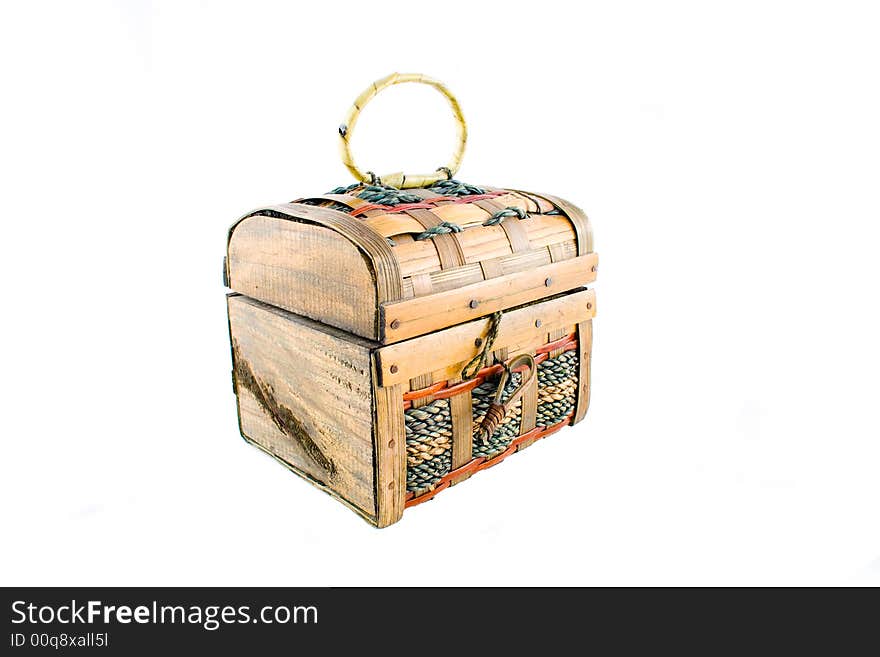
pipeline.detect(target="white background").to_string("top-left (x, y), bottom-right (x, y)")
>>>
top-left (1, 0), bottom-right (878, 586)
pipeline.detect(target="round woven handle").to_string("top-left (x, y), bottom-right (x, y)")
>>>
top-left (337, 72), bottom-right (467, 189)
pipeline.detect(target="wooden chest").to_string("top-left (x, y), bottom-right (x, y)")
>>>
top-left (224, 75), bottom-right (598, 526)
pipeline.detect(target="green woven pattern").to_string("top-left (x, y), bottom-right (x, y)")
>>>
top-left (482, 206), bottom-right (529, 226)
top-left (405, 399), bottom-right (452, 494)
top-left (536, 351), bottom-right (578, 427)
top-left (354, 185), bottom-right (424, 206)
top-left (471, 371), bottom-right (523, 459)
top-left (414, 221), bottom-right (463, 241)
top-left (427, 179), bottom-right (486, 196)
top-left (327, 179), bottom-right (487, 202)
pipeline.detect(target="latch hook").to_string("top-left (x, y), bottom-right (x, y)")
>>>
top-left (476, 353), bottom-right (537, 443)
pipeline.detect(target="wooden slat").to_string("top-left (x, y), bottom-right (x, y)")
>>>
top-left (409, 372), bottom-right (434, 408)
top-left (514, 190), bottom-right (555, 213)
top-left (404, 208), bottom-right (465, 270)
top-left (548, 327), bottom-right (567, 358)
top-left (500, 218), bottom-right (531, 253)
top-left (471, 197), bottom-right (530, 252)
top-left (548, 242), bottom-right (569, 263)
top-left (372, 358), bottom-right (406, 528)
top-left (518, 190), bottom-right (594, 255)
top-left (454, 224), bottom-right (513, 263)
top-left (381, 253), bottom-right (598, 343)
top-left (572, 319), bottom-right (593, 425)
top-left (365, 214), bottom-right (426, 237)
top-left (390, 216), bottom-right (574, 277)
top-left (393, 239), bottom-right (441, 277)
top-left (228, 295), bottom-right (377, 520)
top-left (409, 272), bottom-right (434, 297)
top-left (450, 387), bottom-right (473, 470)
top-left (376, 289), bottom-right (596, 386)
top-left (517, 353), bottom-right (539, 448)
top-left (480, 258), bottom-right (504, 279)
top-left (521, 214), bottom-right (577, 250)
top-left (403, 242), bottom-right (575, 296)
top-left (301, 194), bottom-right (372, 210)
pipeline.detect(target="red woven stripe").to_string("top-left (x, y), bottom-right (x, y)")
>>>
top-left (348, 191), bottom-right (508, 218)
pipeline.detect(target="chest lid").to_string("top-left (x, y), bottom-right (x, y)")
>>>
top-left (225, 73), bottom-right (597, 344)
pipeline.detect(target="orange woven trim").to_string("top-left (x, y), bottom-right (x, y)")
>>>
top-left (404, 414), bottom-right (574, 508)
top-left (402, 333), bottom-right (577, 409)
top-left (349, 191), bottom-right (508, 218)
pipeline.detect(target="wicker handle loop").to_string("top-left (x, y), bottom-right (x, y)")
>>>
top-left (338, 72), bottom-right (467, 189)
top-left (477, 353), bottom-right (537, 443)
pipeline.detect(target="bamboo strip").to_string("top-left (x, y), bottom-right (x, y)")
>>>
top-left (573, 319), bottom-right (593, 425)
top-left (409, 373), bottom-right (434, 408)
top-left (382, 254), bottom-right (598, 343)
top-left (450, 385), bottom-right (474, 470)
top-left (548, 327), bottom-right (567, 358)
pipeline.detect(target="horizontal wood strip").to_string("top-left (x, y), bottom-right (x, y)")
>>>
top-left (390, 216), bottom-right (575, 278)
top-left (376, 288), bottom-right (596, 386)
top-left (399, 241), bottom-right (575, 297)
top-left (381, 253), bottom-right (598, 343)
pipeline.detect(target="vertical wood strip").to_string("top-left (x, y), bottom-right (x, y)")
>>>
top-left (450, 387), bottom-right (474, 470)
top-left (572, 319), bottom-right (593, 425)
top-left (404, 208), bottom-right (465, 270)
top-left (548, 327), bottom-right (567, 358)
top-left (548, 242), bottom-right (569, 263)
top-left (372, 358), bottom-right (406, 527)
top-left (518, 352), bottom-right (538, 440)
top-left (473, 198), bottom-right (531, 253)
top-left (479, 258), bottom-right (504, 279)
top-left (409, 373), bottom-right (434, 408)
top-left (499, 219), bottom-right (531, 253)
top-left (409, 272), bottom-right (434, 297)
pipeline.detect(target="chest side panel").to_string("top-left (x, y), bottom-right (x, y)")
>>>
top-left (228, 295), bottom-right (377, 520)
